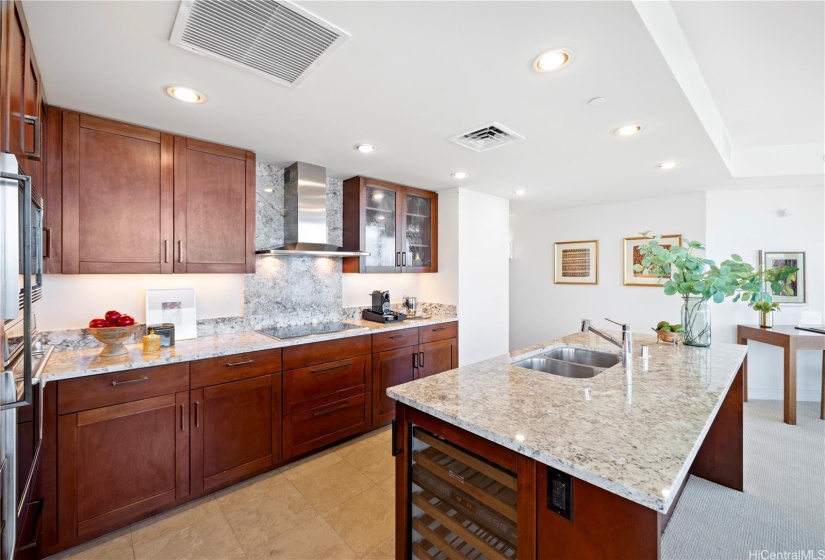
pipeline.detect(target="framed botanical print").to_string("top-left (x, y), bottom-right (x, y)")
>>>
top-left (761, 251), bottom-right (806, 304)
top-left (623, 235), bottom-right (682, 286)
top-left (554, 240), bottom-right (598, 285)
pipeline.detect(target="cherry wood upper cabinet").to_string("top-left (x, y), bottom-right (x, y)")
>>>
top-left (342, 177), bottom-right (438, 274)
top-left (60, 112), bottom-right (174, 274)
top-left (173, 137), bottom-right (256, 273)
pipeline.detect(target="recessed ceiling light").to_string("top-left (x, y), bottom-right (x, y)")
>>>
top-left (451, 171), bottom-right (470, 179)
top-left (166, 86), bottom-right (206, 104)
top-left (354, 144), bottom-right (377, 153)
top-left (533, 49), bottom-right (573, 72)
top-left (588, 97), bottom-right (606, 105)
top-left (264, 188), bottom-right (273, 193)
top-left (514, 189), bottom-right (527, 196)
top-left (657, 161), bottom-right (679, 170)
top-left (614, 124), bottom-right (645, 136)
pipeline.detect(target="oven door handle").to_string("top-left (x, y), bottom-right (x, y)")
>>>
top-left (1, 170), bottom-right (34, 409)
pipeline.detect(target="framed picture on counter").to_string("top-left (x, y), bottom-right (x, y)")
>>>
top-left (761, 250), bottom-right (806, 304)
top-left (623, 234), bottom-right (682, 287)
top-left (146, 288), bottom-right (197, 340)
top-left (554, 240), bottom-right (598, 285)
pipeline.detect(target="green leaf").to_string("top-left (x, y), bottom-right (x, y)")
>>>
top-left (694, 281), bottom-right (707, 292)
top-left (712, 291), bottom-right (725, 303)
top-left (770, 282), bottom-right (782, 294)
top-left (632, 264), bottom-right (644, 272)
top-left (733, 293), bottom-right (741, 302)
top-left (664, 285), bottom-right (677, 296)
top-left (731, 254), bottom-right (742, 262)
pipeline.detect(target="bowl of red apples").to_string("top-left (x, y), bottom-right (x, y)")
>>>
top-left (88, 310), bottom-right (140, 357)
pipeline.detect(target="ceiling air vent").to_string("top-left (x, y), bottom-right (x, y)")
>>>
top-left (448, 122), bottom-right (525, 152)
top-left (169, 0), bottom-right (350, 88)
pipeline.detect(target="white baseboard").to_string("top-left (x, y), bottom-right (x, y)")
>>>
top-left (747, 387), bottom-right (822, 401)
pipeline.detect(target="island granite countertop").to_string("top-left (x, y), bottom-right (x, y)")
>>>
top-left (387, 330), bottom-right (746, 514)
top-left (43, 315), bottom-right (457, 383)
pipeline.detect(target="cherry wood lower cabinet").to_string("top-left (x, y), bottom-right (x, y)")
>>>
top-left (373, 346), bottom-right (419, 427)
top-left (417, 338), bottom-right (457, 379)
top-left (190, 374), bottom-right (280, 494)
top-left (56, 392), bottom-right (190, 541)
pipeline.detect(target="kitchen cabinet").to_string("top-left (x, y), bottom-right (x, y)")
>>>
top-left (56, 364), bottom-right (190, 541)
top-left (373, 323), bottom-right (458, 426)
top-left (282, 335), bottom-right (372, 459)
top-left (49, 110), bottom-right (255, 274)
top-left (342, 176), bottom-right (438, 273)
top-left (1, 0), bottom-right (43, 164)
top-left (189, 349), bottom-right (282, 493)
top-left (173, 137), bottom-right (256, 273)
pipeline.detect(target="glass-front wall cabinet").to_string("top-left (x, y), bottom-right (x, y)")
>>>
top-left (343, 177), bottom-right (438, 274)
top-left (365, 184), bottom-right (398, 270)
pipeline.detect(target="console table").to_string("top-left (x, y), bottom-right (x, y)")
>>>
top-left (737, 325), bottom-right (825, 425)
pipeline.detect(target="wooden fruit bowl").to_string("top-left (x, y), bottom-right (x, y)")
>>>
top-left (652, 328), bottom-right (682, 344)
top-left (88, 324), bottom-right (141, 357)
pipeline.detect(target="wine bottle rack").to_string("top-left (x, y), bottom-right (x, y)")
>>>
top-left (410, 427), bottom-right (518, 560)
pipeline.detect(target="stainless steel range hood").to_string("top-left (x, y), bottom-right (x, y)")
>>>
top-left (256, 162), bottom-right (368, 257)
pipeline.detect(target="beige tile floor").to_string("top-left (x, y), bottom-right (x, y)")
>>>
top-left (49, 427), bottom-right (395, 560)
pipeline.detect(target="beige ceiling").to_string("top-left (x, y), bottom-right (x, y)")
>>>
top-left (22, 1), bottom-right (824, 214)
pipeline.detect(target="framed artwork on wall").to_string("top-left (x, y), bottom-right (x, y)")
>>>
top-left (761, 250), bottom-right (806, 304)
top-left (146, 288), bottom-right (198, 340)
top-left (623, 234), bottom-right (682, 286)
top-left (554, 240), bottom-right (599, 285)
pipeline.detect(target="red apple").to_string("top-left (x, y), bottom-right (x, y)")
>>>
top-left (88, 318), bottom-right (109, 328)
top-left (104, 310), bottom-right (122, 324)
top-left (117, 315), bottom-right (135, 327)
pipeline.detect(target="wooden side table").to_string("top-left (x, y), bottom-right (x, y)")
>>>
top-left (737, 325), bottom-right (825, 425)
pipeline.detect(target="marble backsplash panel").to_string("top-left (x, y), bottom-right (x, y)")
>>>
top-left (40, 163), bottom-right (454, 352)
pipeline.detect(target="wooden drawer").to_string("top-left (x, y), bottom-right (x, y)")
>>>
top-left (284, 355), bottom-right (370, 415)
top-left (282, 335), bottom-right (371, 370)
top-left (419, 321), bottom-right (458, 344)
top-left (372, 327), bottom-right (419, 353)
top-left (57, 363), bottom-right (189, 415)
top-left (283, 394), bottom-right (370, 459)
top-left (190, 349), bottom-right (282, 389)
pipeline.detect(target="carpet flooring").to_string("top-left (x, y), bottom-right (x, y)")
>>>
top-left (661, 400), bottom-right (825, 560)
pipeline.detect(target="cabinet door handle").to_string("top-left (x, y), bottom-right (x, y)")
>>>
top-left (311, 403), bottom-right (349, 417)
top-left (164, 240), bottom-right (170, 263)
top-left (402, 251), bottom-right (407, 266)
top-left (391, 418), bottom-right (403, 456)
top-left (419, 352), bottom-right (425, 367)
top-left (180, 404), bottom-right (185, 431)
top-left (111, 376), bottom-right (148, 386)
top-left (389, 334), bottom-right (405, 339)
top-left (396, 252), bottom-right (401, 268)
top-left (178, 240), bottom-right (183, 263)
top-left (195, 401), bottom-right (200, 428)
top-left (412, 353), bottom-right (418, 369)
top-left (310, 362), bottom-right (352, 374)
top-left (226, 359), bottom-right (254, 367)
top-left (43, 227), bottom-right (51, 259)
top-left (23, 115), bottom-right (42, 160)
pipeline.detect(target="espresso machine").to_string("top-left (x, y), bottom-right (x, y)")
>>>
top-left (362, 290), bottom-right (407, 323)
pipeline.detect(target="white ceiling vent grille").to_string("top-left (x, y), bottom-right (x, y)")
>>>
top-left (170, 0), bottom-right (350, 88)
top-left (448, 122), bottom-right (525, 152)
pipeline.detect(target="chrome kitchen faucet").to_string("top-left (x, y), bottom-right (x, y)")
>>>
top-left (581, 318), bottom-right (633, 363)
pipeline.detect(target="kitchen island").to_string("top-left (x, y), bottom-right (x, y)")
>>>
top-left (388, 331), bottom-right (746, 560)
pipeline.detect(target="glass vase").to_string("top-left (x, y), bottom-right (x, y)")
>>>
top-left (681, 296), bottom-right (711, 347)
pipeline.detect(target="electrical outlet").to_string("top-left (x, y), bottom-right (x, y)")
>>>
top-left (547, 467), bottom-right (573, 520)
top-left (800, 311), bottom-right (822, 325)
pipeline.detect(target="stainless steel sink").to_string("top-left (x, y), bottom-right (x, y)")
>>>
top-left (512, 357), bottom-right (601, 378)
top-left (542, 346), bottom-right (621, 369)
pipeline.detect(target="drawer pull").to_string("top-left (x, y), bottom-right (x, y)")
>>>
top-left (180, 404), bottom-right (185, 431)
top-left (389, 334), bottom-right (406, 339)
top-left (226, 359), bottom-right (254, 367)
top-left (419, 352), bottom-right (425, 367)
top-left (432, 327), bottom-right (447, 332)
top-left (412, 353), bottom-right (418, 369)
top-left (195, 401), bottom-right (201, 428)
top-left (311, 403), bottom-right (350, 417)
top-left (310, 362), bottom-right (352, 374)
top-left (110, 376), bottom-right (148, 387)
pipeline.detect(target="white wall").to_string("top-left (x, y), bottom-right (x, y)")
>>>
top-left (706, 186), bottom-right (824, 401)
top-left (456, 188), bottom-right (509, 366)
top-left (510, 192), bottom-right (707, 350)
top-left (38, 274), bottom-right (244, 330)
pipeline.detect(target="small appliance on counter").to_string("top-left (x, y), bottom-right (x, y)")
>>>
top-left (148, 323), bottom-right (176, 347)
top-left (363, 290), bottom-right (406, 323)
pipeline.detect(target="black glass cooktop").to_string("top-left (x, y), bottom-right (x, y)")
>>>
top-left (258, 322), bottom-right (365, 340)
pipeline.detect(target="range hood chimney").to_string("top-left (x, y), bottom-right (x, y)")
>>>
top-left (256, 162), bottom-right (368, 257)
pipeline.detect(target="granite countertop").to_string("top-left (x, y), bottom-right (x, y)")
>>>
top-left (43, 315), bottom-right (457, 383)
top-left (387, 331), bottom-right (746, 513)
